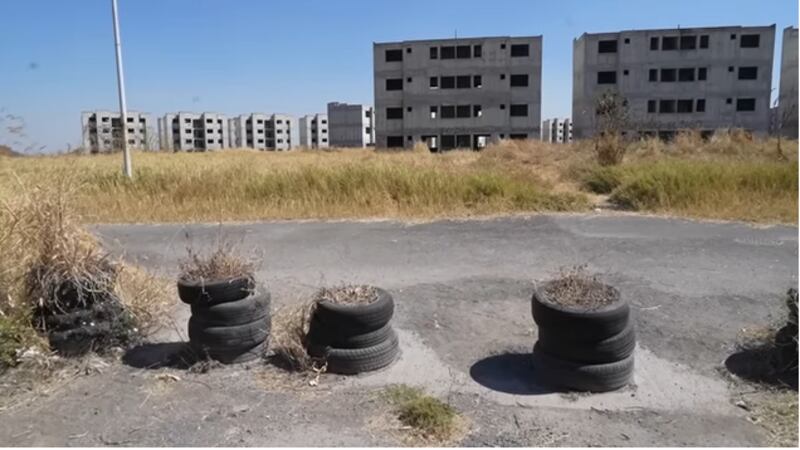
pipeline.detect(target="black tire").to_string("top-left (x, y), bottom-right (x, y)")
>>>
top-left (537, 320), bottom-right (635, 364)
top-left (532, 343), bottom-right (634, 392)
top-left (307, 319), bottom-right (393, 349)
top-left (188, 315), bottom-right (270, 349)
top-left (191, 291), bottom-right (270, 326)
top-left (178, 276), bottom-right (254, 306)
top-left (312, 288), bottom-right (394, 335)
top-left (309, 329), bottom-right (399, 374)
top-left (202, 340), bottom-right (267, 364)
top-left (531, 285), bottom-right (629, 341)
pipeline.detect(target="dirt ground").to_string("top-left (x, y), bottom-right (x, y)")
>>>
top-left (0, 214), bottom-right (797, 446)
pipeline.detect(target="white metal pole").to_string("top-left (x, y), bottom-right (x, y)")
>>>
top-left (111, 0), bottom-right (132, 178)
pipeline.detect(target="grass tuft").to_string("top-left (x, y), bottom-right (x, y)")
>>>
top-left (385, 384), bottom-right (459, 441)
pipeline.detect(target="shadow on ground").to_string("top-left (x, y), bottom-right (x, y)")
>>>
top-left (725, 344), bottom-right (798, 390)
top-left (122, 342), bottom-right (197, 369)
top-left (469, 352), bottom-right (561, 395)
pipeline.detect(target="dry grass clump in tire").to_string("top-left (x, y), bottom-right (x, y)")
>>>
top-left (312, 284), bottom-right (378, 306)
top-left (385, 384), bottom-right (461, 442)
top-left (178, 237), bottom-right (256, 283)
top-left (539, 265), bottom-right (617, 309)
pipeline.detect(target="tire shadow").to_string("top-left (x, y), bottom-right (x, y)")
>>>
top-left (122, 342), bottom-right (198, 370)
top-left (469, 352), bottom-right (562, 395)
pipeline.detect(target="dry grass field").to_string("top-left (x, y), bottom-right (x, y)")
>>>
top-left (0, 132), bottom-right (796, 224)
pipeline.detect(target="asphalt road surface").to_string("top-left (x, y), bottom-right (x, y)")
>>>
top-left (1, 214), bottom-right (796, 446)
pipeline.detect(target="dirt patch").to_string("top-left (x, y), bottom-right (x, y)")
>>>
top-left (538, 266), bottom-right (618, 309)
top-left (313, 285), bottom-right (379, 306)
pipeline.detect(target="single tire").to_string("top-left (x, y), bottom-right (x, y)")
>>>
top-left (191, 291), bottom-right (270, 326)
top-left (188, 315), bottom-right (270, 349)
top-left (312, 288), bottom-right (394, 335)
top-left (537, 320), bottom-right (635, 364)
top-left (202, 339), bottom-right (267, 364)
top-left (307, 319), bottom-right (393, 349)
top-left (532, 343), bottom-right (634, 392)
top-left (531, 284), bottom-right (629, 341)
top-left (309, 329), bottom-right (399, 374)
top-left (178, 276), bottom-right (254, 306)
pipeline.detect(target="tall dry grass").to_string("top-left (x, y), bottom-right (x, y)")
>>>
top-left (0, 133), bottom-right (796, 224)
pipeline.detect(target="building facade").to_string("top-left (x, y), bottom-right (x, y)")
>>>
top-left (158, 112), bottom-right (231, 151)
top-left (327, 102), bottom-right (375, 147)
top-left (229, 113), bottom-right (298, 151)
top-left (573, 25), bottom-right (775, 139)
top-left (373, 35), bottom-right (542, 151)
top-left (778, 26), bottom-right (798, 138)
top-left (541, 118), bottom-right (573, 143)
top-left (81, 110), bottom-right (153, 153)
top-left (299, 114), bottom-right (330, 148)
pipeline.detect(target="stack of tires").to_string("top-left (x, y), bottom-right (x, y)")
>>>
top-left (178, 276), bottom-right (271, 364)
top-left (531, 282), bottom-right (635, 392)
top-left (307, 288), bottom-right (399, 374)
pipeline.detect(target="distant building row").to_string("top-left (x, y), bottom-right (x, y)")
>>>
top-left (373, 25), bottom-right (797, 150)
top-left (81, 102), bottom-right (375, 153)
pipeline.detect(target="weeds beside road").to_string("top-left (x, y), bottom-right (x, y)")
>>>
top-left (0, 132), bottom-right (796, 224)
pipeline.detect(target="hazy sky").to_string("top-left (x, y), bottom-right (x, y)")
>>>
top-left (1, 0), bottom-right (797, 153)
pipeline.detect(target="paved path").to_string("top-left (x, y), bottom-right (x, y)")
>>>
top-left (1, 214), bottom-right (796, 446)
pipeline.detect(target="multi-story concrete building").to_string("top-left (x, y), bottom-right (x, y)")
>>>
top-left (158, 112), bottom-right (230, 151)
top-left (299, 114), bottom-right (330, 148)
top-left (778, 26), bottom-right (798, 138)
top-left (373, 35), bottom-right (542, 150)
top-left (229, 113), bottom-right (298, 151)
top-left (327, 102), bottom-right (375, 147)
top-left (573, 25), bottom-right (775, 139)
top-left (541, 118), bottom-right (573, 144)
top-left (81, 110), bottom-right (153, 153)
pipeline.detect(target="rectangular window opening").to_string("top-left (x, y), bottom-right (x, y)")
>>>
top-left (738, 66), bottom-right (758, 80)
top-left (385, 49), bottom-right (403, 62)
top-left (510, 74), bottom-right (529, 87)
top-left (386, 78), bottom-right (403, 91)
top-left (650, 37), bottom-right (659, 50)
top-left (662, 36), bottom-right (678, 50)
top-left (678, 68), bottom-right (695, 82)
top-left (510, 44), bottom-right (530, 57)
top-left (386, 107), bottom-right (403, 119)
top-left (598, 40), bottom-right (618, 53)
top-left (740, 34), bottom-right (760, 48)
top-left (680, 35), bottom-right (697, 50)
top-left (736, 98), bottom-right (756, 111)
top-left (456, 105), bottom-right (471, 118)
top-left (456, 45), bottom-right (471, 59)
top-left (509, 104), bottom-right (528, 117)
top-left (660, 68), bottom-right (677, 82)
top-left (441, 46), bottom-right (455, 59)
top-left (677, 99), bottom-right (694, 113)
top-left (597, 71), bottom-right (617, 84)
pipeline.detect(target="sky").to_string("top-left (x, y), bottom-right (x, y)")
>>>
top-left (0, 0), bottom-right (797, 153)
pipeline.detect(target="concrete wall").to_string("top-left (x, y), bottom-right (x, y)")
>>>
top-left (573, 25), bottom-right (775, 138)
top-left (374, 35), bottom-right (542, 150)
top-left (779, 26), bottom-right (798, 138)
top-left (81, 110), bottom-right (153, 153)
top-left (327, 102), bottom-right (374, 147)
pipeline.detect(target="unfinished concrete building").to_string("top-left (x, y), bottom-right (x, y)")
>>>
top-left (299, 114), bottom-right (330, 148)
top-left (573, 25), bottom-right (775, 139)
top-left (81, 111), bottom-right (154, 153)
top-left (541, 118), bottom-right (573, 143)
top-left (778, 26), bottom-right (798, 138)
top-left (158, 112), bottom-right (230, 151)
top-left (373, 35), bottom-right (542, 150)
top-left (327, 102), bottom-right (375, 147)
top-left (229, 113), bottom-right (298, 151)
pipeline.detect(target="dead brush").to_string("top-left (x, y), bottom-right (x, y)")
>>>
top-left (313, 284), bottom-right (378, 306)
top-left (538, 265), bottom-right (617, 309)
top-left (269, 299), bottom-right (322, 372)
top-left (178, 233), bottom-right (256, 283)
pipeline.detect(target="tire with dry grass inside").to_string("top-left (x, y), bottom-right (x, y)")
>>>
top-left (537, 319), bottom-right (635, 364)
top-left (531, 283), bottom-right (629, 341)
top-left (532, 343), bottom-right (633, 392)
top-left (313, 288), bottom-right (394, 335)
top-left (191, 290), bottom-right (270, 326)
top-left (178, 276), bottom-right (254, 306)
top-left (309, 329), bottom-right (399, 374)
